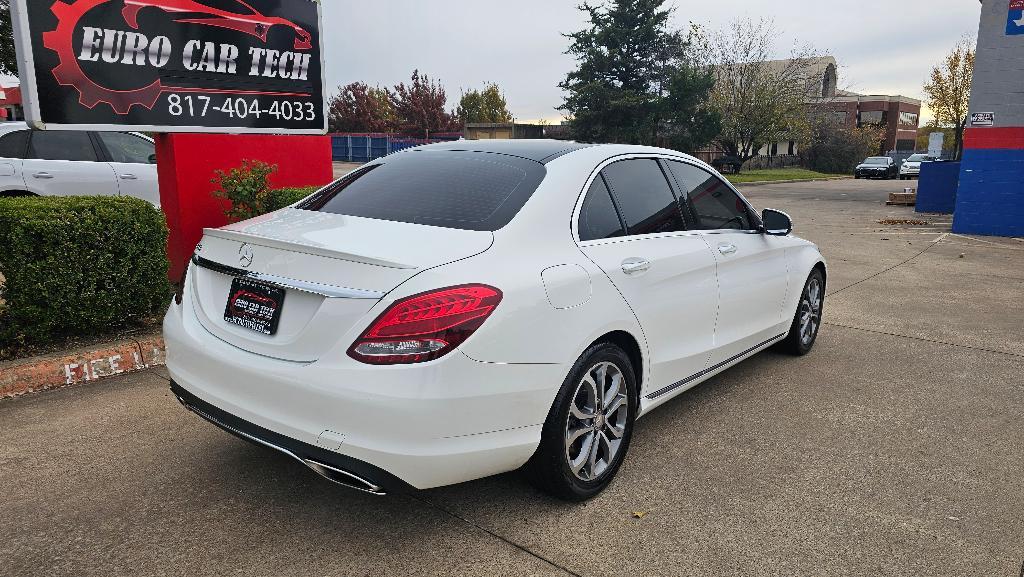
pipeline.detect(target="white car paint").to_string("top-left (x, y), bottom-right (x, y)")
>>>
top-left (0, 121), bottom-right (158, 205)
top-left (899, 154), bottom-right (936, 179)
top-left (164, 142), bottom-right (826, 492)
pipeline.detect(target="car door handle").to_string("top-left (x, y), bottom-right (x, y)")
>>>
top-left (119, 173), bottom-right (138, 180)
top-left (32, 172), bottom-right (53, 179)
top-left (621, 258), bottom-right (651, 274)
top-left (718, 244), bottom-right (738, 255)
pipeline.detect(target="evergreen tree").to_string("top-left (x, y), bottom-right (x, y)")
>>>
top-left (560, 0), bottom-right (719, 150)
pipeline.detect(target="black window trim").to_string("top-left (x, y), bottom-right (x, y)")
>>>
top-left (663, 157), bottom-right (763, 234)
top-left (89, 132), bottom-right (112, 162)
top-left (576, 154), bottom-right (699, 244)
top-left (595, 156), bottom-right (691, 239)
top-left (574, 153), bottom-right (768, 244)
top-left (576, 172), bottom-right (628, 242)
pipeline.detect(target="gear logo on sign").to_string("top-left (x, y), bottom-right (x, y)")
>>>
top-left (41, 0), bottom-right (313, 115)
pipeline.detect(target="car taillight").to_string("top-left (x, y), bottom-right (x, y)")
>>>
top-left (348, 284), bottom-right (502, 365)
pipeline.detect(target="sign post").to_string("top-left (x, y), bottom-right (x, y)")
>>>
top-left (9, 0), bottom-right (328, 278)
top-left (927, 132), bottom-right (944, 159)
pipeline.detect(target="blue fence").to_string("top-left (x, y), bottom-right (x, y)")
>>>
top-left (331, 134), bottom-right (461, 162)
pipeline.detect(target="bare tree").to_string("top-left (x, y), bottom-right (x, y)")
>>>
top-left (703, 18), bottom-right (827, 162)
top-left (923, 38), bottom-right (974, 160)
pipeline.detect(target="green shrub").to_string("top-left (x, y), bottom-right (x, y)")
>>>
top-left (211, 159), bottom-right (278, 222)
top-left (268, 186), bottom-right (319, 212)
top-left (0, 196), bottom-right (171, 357)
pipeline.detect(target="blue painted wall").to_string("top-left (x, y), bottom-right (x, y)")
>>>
top-left (952, 149), bottom-right (1024, 237)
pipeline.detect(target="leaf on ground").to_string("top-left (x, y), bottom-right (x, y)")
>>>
top-left (879, 219), bottom-right (929, 226)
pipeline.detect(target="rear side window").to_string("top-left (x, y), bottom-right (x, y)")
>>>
top-left (0, 130), bottom-right (28, 158)
top-left (667, 161), bottom-right (753, 230)
top-left (578, 176), bottom-right (625, 241)
top-left (27, 131), bottom-right (98, 162)
top-left (97, 132), bottom-right (155, 164)
top-left (302, 151), bottom-right (546, 231)
top-left (600, 159), bottom-right (685, 236)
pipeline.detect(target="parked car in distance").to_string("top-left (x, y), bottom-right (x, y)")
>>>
top-left (899, 153), bottom-right (937, 180)
top-left (165, 140), bottom-right (827, 501)
top-left (0, 122), bottom-right (158, 205)
top-left (711, 155), bottom-right (744, 174)
top-left (854, 156), bottom-right (898, 180)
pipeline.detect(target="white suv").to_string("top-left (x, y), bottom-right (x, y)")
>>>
top-left (0, 122), bottom-right (158, 205)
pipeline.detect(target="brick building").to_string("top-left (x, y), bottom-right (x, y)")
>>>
top-left (747, 57), bottom-right (922, 159)
top-left (828, 93), bottom-right (922, 153)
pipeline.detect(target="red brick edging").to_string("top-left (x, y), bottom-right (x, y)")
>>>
top-left (0, 334), bottom-right (165, 398)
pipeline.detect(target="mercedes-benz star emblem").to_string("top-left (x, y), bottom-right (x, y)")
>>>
top-left (238, 243), bottom-right (254, 268)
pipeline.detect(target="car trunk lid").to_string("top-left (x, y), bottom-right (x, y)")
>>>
top-left (189, 208), bottom-right (494, 362)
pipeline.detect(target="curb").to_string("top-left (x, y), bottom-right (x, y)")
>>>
top-left (734, 176), bottom-right (854, 187)
top-left (0, 333), bottom-right (165, 399)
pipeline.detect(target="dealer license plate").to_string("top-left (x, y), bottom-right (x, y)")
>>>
top-left (223, 277), bottom-right (285, 335)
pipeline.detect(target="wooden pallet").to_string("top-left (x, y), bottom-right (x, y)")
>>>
top-left (887, 191), bottom-right (917, 206)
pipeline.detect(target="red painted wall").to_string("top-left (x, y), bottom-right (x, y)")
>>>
top-left (156, 133), bottom-right (333, 280)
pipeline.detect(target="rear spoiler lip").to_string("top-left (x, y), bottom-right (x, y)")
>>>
top-left (191, 254), bottom-right (385, 300)
top-left (202, 227), bottom-right (418, 270)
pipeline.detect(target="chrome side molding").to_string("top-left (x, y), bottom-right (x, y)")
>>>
top-left (191, 255), bottom-right (384, 300)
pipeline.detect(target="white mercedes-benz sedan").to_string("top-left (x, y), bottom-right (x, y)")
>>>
top-left (165, 140), bottom-right (826, 501)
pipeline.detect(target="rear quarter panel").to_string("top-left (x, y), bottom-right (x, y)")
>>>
top-left (0, 158), bottom-right (25, 194)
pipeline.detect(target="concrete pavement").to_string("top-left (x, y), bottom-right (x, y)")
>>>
top-left (2, 179), bottom-right (1022, 577)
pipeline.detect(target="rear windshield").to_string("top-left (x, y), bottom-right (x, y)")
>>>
top-left (299, 151), bottom-right (546, 231)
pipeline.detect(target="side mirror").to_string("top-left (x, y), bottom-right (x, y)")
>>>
top-left (761, 209), bottom-right (792, 236)
top-left (148, 153), bottom-right (158, 164)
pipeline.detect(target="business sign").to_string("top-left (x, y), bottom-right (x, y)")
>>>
top-left (9, 0), bottom-right (326, 133)
top-left (927, 132), bottom-right (944, 158)
top-left (1009, 0), bottom-right (1024, 35)
top-left (971, 112), bottom-right (996, 127)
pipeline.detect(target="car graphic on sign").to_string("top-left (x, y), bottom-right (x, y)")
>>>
top-left (122, 0), bottom-right (313, 50)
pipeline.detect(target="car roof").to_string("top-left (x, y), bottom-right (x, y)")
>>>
top-left (0, 121), bottom-right (154, 142)
top-left (408, 139), bottom-right (596, 164)
top-left (0, 121), bottom-right (29, 132)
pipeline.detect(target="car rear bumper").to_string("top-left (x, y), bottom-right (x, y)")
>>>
top-left (170, 380), bottom-right (410, 494)
top-left (163, 299), bottom-right (563, 490)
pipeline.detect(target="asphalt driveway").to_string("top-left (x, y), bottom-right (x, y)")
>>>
top-left (2, 178), bottom-right (1022, 577)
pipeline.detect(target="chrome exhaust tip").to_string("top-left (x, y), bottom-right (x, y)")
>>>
top-left (303, 459), bottom-right (386, 495)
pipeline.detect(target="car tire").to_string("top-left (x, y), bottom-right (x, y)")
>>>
top-left (525, 342), bottom-right (637, 501)
top-left (778, 268), bottom-right (825, 356)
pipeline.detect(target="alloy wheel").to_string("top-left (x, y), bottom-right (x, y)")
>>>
top-left (564, 361), bottom-right (628, 481)
top-left (799, 277), bottom-right (823, 346)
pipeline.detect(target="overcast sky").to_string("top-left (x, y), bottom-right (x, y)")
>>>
top-left (324, 0), bottom-right (982, 124)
